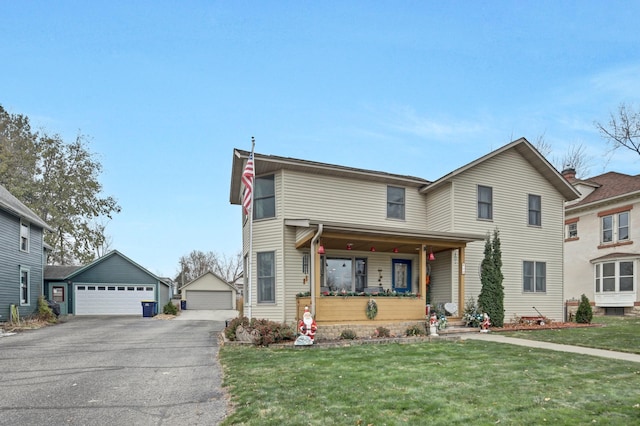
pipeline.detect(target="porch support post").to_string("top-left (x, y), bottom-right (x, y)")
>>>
top-left (419, 243), bottom-right (427, 304)
top-left (458, 245), bottom-right (466, 315)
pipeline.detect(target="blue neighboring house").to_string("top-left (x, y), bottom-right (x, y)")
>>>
top-left (0, 183), bottom-right (52, 322)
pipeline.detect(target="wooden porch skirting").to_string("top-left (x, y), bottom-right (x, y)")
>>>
top-left (297, 296), bottom-right (427, 340)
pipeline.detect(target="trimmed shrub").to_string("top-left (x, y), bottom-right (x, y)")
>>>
top-left (405, 324), bottom-right (426, 336)
top-left (575, 294), bottom-right (593, 324)
top-left (163, 301), bottom-right (178, 315)
top-left (339, 329), bottom-right (357, 340)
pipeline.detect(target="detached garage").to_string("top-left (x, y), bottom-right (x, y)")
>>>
top-left (45, 250), bottom-right (171, 316)
top-left (181, 271), bottom-right (237, 310)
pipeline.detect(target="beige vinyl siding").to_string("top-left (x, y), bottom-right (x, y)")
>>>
top-left (282, 226), bottom-right (309, 323)
top-left (429, 249), bottom-right (454, 306)
top-left (281, 169), bottom-right (428, 230)
top-left (425, 181), bottom-right (453, 231)
top-left (449, 150), bottom-right (566, 320)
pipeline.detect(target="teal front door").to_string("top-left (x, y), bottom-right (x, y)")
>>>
top-left (392, 259), bottom-right (412, 293)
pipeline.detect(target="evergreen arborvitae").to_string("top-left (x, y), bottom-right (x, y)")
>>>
top-left (478, 229), bottom-right (505, 327)
top-left (575, 294), bottom-right (593, 324)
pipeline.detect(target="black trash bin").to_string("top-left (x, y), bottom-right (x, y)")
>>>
top-left (180, 300), bottom-right (187, 310)
top-left (141, 300), bottom-right (157, 317)
top-left (47, 300), bottom-right (60, 317)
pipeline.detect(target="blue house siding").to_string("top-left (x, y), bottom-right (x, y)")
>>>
top-left (0, 208), bottom-right (46, 321)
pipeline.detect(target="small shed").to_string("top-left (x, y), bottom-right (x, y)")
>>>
top-left (180, 271), bottom-right (237, 310)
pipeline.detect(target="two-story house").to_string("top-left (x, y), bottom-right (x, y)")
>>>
top-left (0, 183), bottom-right (52, 322)
top-left (564, 170), bottom-right (640, 316)
top-left (230, 138), bottom-right (580, 333)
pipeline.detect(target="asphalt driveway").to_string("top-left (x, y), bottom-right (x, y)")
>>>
top-left (0, 316), bottom-right (228, 425)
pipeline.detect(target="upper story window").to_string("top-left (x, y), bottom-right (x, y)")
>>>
top-left (20, 221), bottom-right (30, 252)
top-left (387, 186), bottom-right (405, 220)
top-left (595, 261), bottom-right (634, 293)
top-left (523, 261), bottom-right (546, 293)
top-left (600, 208), bottom-right (630, 245)
top-left (254, 175), bottom-right (275, 220)
top-left (477, 185), bottom-right (493, 220)
top-left (565, 218), bottom-right (578, 240)
top-left (528, 194), bottom-right (541, 226)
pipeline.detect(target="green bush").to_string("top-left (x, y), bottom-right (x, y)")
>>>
top-left (405, 324), bottom-right (426, 336)
top-left (575, 294), bottom-right (593, 324)
top-left (340, 329), bottom-right (357, 340)
top-left (37, 296), bottom-right (57, 323)
top-left (163, 301), bottom-right (178, 315)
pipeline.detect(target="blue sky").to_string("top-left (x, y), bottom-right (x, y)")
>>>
top-left (2, 1), bottom-right (639, 278)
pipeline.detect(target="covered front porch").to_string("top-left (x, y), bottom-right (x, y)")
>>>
top-left (287, 220), bottom-right (485, 326)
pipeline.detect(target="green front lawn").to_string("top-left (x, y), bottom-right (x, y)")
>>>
top-left (503, 316), bottom-right (640, 354)
top-left (219, 337), bottom-right (640, 425)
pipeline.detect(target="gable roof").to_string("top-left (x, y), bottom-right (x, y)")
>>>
top-left (566, 172), bottom-right (640, 211)
top-left (0, 183), bottom-right (52, 231)
top-left (45, 265), bottom-right (83, 280)
top-left (179, 270), bottom-right (237, 292)
top-left (419, 137), bottom-right (581, 201)
top-left (230, 149), bottom-right (430, 205)
top-left (64, 250), bottom-right (170, 287)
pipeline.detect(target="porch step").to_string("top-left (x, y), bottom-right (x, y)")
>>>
top-left (438, 324), bottom-right (480, 335)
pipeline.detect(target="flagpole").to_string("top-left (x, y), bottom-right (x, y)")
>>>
top-left (247, 137), bottom-right (255, 319)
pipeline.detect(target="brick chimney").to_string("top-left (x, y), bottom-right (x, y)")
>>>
top-left (561, 167), bottom-right (576, 181)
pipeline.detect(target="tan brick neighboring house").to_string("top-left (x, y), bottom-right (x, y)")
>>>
top-left (564, 170), bottom-right (640, 316)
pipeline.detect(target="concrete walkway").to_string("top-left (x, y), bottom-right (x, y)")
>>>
top-left (461, 332), bottom-right (640, 363)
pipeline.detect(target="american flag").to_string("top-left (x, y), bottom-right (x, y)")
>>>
top-left (241, 152), bottom-right (254, 215)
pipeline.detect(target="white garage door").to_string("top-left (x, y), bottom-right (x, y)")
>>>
top-left (75, 284), bottom-right (155, 315)
top-left (185, 290), bottom-right (232, 310)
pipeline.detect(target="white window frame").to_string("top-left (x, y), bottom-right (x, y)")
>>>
top-left (386, 186), bottom-right (405, 220)
top-left (254, 175), bottom-right (275, 220)
top-left (595, 260), bottom-right (635, 293)
top-left (257, 251), bottom-right (275, 303)
top-left (20, 221), bottom-right (30, 252)
top-left (523, 261), bottom-right (546, 293)
top-left (528, 194), bottom-right (541, 226)
top-left (566, 222), bottom-right (578, 239)
top-left (20, 266), bottom-right (30, 306)
top-left (477, 185), bottom-right (493, 220)
top-left (601, 211), bottom-right (630, 244)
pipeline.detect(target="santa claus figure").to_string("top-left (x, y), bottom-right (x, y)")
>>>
top-left (297, 306), bottom-right (317, 344)
top-left (480, 313), bottom-right (491, 332)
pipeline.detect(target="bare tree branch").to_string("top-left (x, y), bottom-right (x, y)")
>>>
top-left (595, 102), bottom-right (640, 156)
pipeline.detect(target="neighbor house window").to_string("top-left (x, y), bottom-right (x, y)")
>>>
top-left (523, 261), bottom-right (546, 292)
top-left (528, 194), bottom-right (541, 226)
top-left (387, 186), bottom-right (405, 220)
top-left (477, 185), bottom-right (493, 220)
top-left (600, 208), bottom-right (630, 244)
top-left (254, 175), bottom-right (275, 220)
top-left (257, 251), bottom-right (275, 303)
top-left (20, 221), bottom-right (30, 252)
top-left (595, 261), bottom-right (635, 293)
top-left (566, 219), bottom-right (578, 239)
top-left (321, 257), bottom-right (367, 292)
top-left (20, 267), bottom-right (30, 305)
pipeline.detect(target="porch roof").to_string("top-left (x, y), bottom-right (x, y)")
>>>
top-left (285, 219), bottom-right (485, 254)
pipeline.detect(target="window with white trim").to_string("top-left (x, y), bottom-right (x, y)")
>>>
top-left (254, 175), bottom-right (275, 220)
top-left (387, 186), bottom-right (405, 220)
top-left (321, 257), bottom-right (368, 292)
top-left (477, 185), bottom-right (493, 220)
top-left (595, 261), bottom-right (634, 293)
top-left (601, 211), bottom-right (629, 244)
top-left (523, 261), bottom-right (546, 293)
top-left (528, 194), bottom-right (541, 226)
top-left (566, 222), bottom-right (578, 239)
top-left (257, 251), bottom-right (275, 303)
top-left (20, 221), bottom-right (30, 252)
top-left (20, 267), bottom-right (30, 305)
